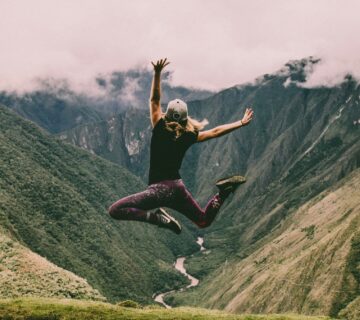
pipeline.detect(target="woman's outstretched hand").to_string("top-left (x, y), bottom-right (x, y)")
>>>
top-left (151, 58), bottom-right (170, 73)
top-left (241, 107), bottom-right (254, 126)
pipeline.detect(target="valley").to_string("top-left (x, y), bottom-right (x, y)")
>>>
top-left (0, 58), bottom-right (359, 318)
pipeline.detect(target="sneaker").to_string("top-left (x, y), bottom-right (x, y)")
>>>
top-left (216, 175), bottom-right (246, 196)
top-left (155, 208), bottom-right (182, 235)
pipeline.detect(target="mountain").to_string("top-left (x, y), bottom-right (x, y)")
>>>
top-left (0, 68), bottom-right (213, 134)
top-left (162, 58), bottom-right (360, 316)
top-left (167, 168), bottom-right (360, 316)
top-left (57, 57), bottom-right (360, 316)
top-left (57, 108), bottom-right (151, 181)
top-left (0, 86), bottom-right (104, 134)
top-left (0, 104), bottom-right (198, 303)
top-left (0, 227), bottom-right (104, 300)
top-left (94, 68), bottom-right (214, 111)
top-left (2, 57), bottom-right (359, 316)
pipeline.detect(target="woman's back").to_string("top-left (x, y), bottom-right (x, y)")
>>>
top-left (149, 118), bottom-right (198, 185)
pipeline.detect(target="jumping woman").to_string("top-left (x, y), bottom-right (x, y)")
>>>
top-left (108, 58), bottom-right (254, 234)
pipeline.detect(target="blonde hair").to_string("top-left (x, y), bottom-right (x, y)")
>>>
top-left (163, 115), bottom-right (209, 139)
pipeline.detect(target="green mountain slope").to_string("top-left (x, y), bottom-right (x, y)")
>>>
top-left (0, 227), bottom-right (104, 300)
top-left (168, 168), bottom-right (360, 316)
top-left (0, 104), bottom-right (197, 303)
top-left (166, 59), bottom-right (360, 315)
top-left (58, 108), bottom-right (151, 180)
top-left (0, 90), bottom-right (104, 133)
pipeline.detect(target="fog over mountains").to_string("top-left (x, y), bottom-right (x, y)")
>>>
top-left (0, 68), bottom-right (213, 133)
top-left (0, 57), bottom-right (359, 318)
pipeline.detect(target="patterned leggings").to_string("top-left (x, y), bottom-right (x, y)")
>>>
top-left (107, 179), bottom-right (225, 228)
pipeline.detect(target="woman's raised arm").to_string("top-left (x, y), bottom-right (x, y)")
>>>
top-left (197, 107), bottom-right (254, 142)
top-left (149, 58), bottom-right (170, 127)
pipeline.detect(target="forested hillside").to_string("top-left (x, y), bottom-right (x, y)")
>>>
top-left (0, 226), bottom-right (104, 300)
top-left (0, 104), bottom-right (197, 303)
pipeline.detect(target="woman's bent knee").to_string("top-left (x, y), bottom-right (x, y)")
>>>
top-left (196, 221), bottom-right (210, 229)
top-left (108, 204), bottom-right (120, 219)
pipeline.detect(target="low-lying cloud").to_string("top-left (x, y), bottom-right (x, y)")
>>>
top-left (1, 0), bottom-right (359, 94)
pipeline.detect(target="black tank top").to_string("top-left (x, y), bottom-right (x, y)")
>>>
top-left (148, 118), bottom-right (198, 185)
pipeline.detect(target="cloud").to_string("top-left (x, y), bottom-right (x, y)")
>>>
top-left (0, 0), bottom-right (359, 93)
top-left (300, 56), bottom-right (360, 88)
top-left (117, 77), bottom-right (141, 107)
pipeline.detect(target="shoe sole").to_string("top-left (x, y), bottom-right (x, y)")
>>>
top-left (216, 175), bottom-right (246, 188)
top-left (158, 208), bottom-right (182, 235)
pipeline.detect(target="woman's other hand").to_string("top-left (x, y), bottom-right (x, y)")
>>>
top-left (241, 107), bottom-right (254, 126)
top-left (151, 58), bottom-right (170, 73)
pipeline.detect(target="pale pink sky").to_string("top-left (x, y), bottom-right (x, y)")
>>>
top-left (1, 0), bottom-right (359, 92)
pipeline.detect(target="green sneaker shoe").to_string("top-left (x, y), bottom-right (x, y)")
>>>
top-left (216, 175), bottom-right (246, 197)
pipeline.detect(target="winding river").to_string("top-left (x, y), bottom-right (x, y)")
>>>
top-left (154, 236), bottom-right (206, 308)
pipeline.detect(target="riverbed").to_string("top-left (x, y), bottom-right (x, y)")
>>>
top-left (154, 236), bottom-right (205, 308)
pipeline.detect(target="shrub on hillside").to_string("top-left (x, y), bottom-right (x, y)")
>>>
top-left (116, 300), bottom-right (141, 308)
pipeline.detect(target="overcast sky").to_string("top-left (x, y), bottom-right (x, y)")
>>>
top-left (1, 0), bottom-right (359, 93)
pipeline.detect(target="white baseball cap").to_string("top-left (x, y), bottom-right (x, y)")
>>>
top-left (165, 99), bottom-right (188, 123)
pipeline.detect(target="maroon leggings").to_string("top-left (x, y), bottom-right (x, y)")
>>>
top-left (108, 179), bottom-right (225, 228)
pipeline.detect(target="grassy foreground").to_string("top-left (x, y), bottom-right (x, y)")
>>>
top-left (0, 298), bottom-right (333, 320)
